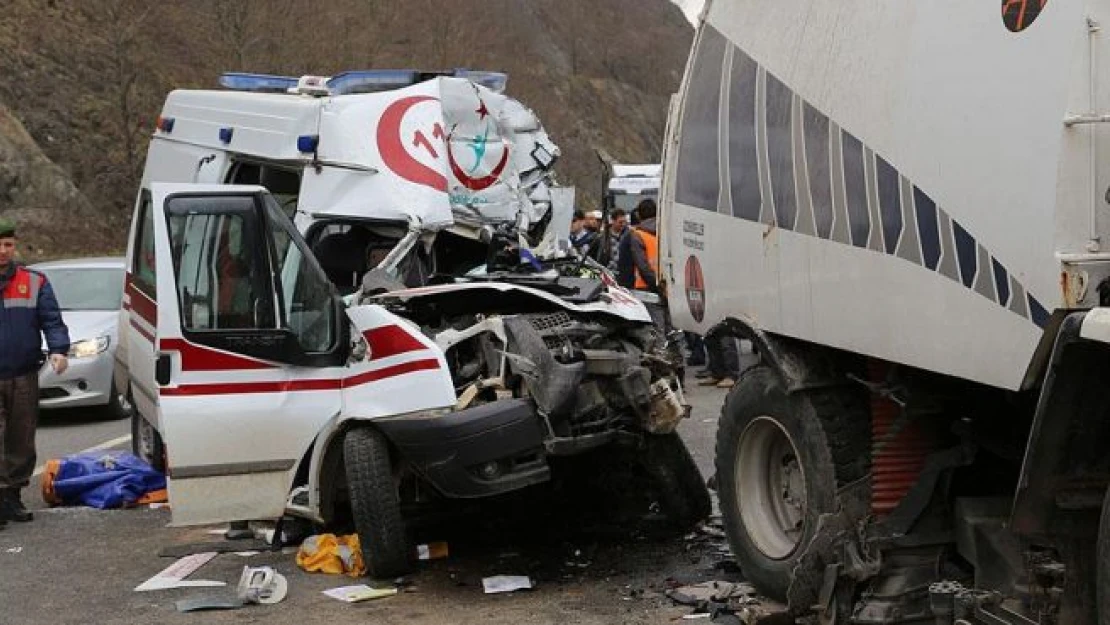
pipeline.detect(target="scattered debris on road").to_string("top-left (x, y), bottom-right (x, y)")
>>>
top-left (417, 541), bottom-right (449, 561)
top-left (295, 533), bottom-right (366, 577)
top-left (159, 539), bottom-right (274, 558)
top-left (174, 595), bottom-right (246, 613)
top-left (237, 566), bottom-right (288, 604)
top-left (134, 552), bottom-right (224, 591)
top-left (482, 575), bottom-right (534, 594)
top-left (323, 584), bottom-right (399, 603)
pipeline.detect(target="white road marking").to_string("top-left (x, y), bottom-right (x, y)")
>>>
top-left (31, 434), bottom-right (133, 477)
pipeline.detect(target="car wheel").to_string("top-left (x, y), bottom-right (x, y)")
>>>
top-left (344, 426), bottom-right (413, 579)
top-left (132, 406), bottom-right (166, 473)
top-left (715, 366), bottom-right (868, 603)
top-left (642, 431), bottom-right (711, 530)
top-left (103, 381), bottom-right (133, 421)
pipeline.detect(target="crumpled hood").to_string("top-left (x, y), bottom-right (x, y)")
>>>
top-left (372, 280), bottom-right (652, 324)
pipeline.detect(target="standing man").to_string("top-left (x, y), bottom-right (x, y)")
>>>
top-left (569, 210), bottom-right (597, 255)
top-left (603, 208), bottom-right (628, 269)
top-left (0, 218), bottom-right (69, 526)
top-left (629, 199), bottom-right (659, 294)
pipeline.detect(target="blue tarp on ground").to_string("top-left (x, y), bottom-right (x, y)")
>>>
top-left (50, 452), bottom-right (166, 509)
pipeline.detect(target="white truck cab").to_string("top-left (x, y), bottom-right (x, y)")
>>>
top-left (116, 70), bottom-right (708, 578)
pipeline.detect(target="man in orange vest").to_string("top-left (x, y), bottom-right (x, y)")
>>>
top-left (630, 199), bottom-right (659, 294)
top-left (0, 218), bottom-right (70, 525)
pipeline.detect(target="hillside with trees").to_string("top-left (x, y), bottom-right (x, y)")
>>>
top-left (0, 0), bottom-right (691, 258)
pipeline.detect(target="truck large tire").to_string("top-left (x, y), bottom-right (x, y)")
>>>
top-left (1099, 486), bottom-right (1110, 625)
top-left (643, 431), bottom-right (711, 530)
top-left (715, 366), bottom-right (868, 602)
top-left (344, 426), bottom-right (413, 579)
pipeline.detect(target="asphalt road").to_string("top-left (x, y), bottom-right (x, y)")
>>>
top-left (0, 384), bottom-right (742, 625)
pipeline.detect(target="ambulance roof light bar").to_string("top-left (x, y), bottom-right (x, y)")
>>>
top-left (218, 69), bottom-right (508, 96)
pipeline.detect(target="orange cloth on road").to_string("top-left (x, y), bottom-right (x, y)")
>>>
top-left (296, 533), bottom-right (367, 577)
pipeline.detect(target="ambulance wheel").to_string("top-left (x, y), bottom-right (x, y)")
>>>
top-left (642, 431), bottom-right (711, 530)
top-left (104, 381), bottom-right (132, 421)
top-left (1098, 486), bottom-right (1110, 625)
top-left (132, 407), bottom-right (166, 473)
top-left (344, 426), bottom-right (413, 579)
top-left (715, 366), bottom-right (868, 603)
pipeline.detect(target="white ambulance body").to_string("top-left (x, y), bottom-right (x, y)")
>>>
top-left (115, 70), bottom-right (703, 577)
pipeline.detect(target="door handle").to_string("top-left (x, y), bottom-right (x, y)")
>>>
top-left (155, 353), bottom-right (172, 386)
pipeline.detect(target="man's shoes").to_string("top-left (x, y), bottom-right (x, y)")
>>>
top-left (694, 369), bottom-right (714, 379)
top-left (715, 377), bottom-right (737, 389)
top-left (0, 490), bottom-right (33, 522)
top-left (0, 516), bottom-right (7, 530)
top-left (697, 376), bottom-right (722, 386)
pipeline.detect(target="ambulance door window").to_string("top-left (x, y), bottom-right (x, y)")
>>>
top-left (167, 195), bottom-right (276, 332)
top-left (227, 161), bottom-right (301, 219)
top-left (262, 195), bottom-right (336, 353)
top-left (132, 192), bottom-right (157, 299)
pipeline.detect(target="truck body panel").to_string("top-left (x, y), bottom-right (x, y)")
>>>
top-left (662, 0), bottom-right (1110, 390)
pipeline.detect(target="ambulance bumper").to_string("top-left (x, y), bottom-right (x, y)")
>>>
top-left (376, 398), bottom-right (550, 498)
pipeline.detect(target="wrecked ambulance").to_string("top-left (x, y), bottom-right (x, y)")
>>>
top-left (113, 70), bottom-right (709, 576)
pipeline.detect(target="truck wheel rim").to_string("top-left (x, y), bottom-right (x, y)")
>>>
top-left (735, 416), bottom-right (807, 560)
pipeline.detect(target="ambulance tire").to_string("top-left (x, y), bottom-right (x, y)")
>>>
top-left (1098, 485), bottom-right (1110, 625)
top-left (642, 431), bottom-right (711, 530)
top-left (103, 380), bottom-right (132, 421)
top-left (131, 408), bottom-right (166, 474)
top-left (715, 366), bottom-right (867, 604)
top-left (344, 426), bottom-right (413, 579)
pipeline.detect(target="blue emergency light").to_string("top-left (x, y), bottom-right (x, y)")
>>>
top-left (219, 73), bottom-right (299, 93)
top-left (297, 135), bottom-right (319, 153)
top-left (218, 69), bottom-right (508, 96)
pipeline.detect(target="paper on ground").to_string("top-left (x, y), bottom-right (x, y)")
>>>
top-left (134, 552), bottom-right (226, 591)
top-left (482, 575), bottom-right (533, 594)
top-left (322, 585), bottom-right (398, 603)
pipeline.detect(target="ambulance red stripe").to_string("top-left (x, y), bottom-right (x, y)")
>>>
top-left (158, 358), bottom-right (440, 396)
top-left (130, 318), bottom-right (156, 344)
top-left (363, 325), bottom-right (426, 360)
top-left (124, 275), bottom-right (158, 326)
top-left (160, 338), bottom-right (278, 371)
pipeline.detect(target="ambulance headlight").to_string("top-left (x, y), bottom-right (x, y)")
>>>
top-left (69, 336), bottom-right (110, 359)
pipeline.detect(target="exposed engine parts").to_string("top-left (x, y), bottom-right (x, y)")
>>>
top-left (430, 309), bottom-right (685, 456)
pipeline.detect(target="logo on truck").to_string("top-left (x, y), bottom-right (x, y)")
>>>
top-left (685, 255), bottom-right (706, 323)
top-left (1002, 0), bottom-right (1048, 32)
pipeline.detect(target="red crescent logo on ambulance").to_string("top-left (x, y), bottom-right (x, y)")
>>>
top-left (376, 95), bottom-right (448, 192)
top-left (446, 131), bottom-right (510, 191)
top-left (447, 145), bottom-right (509, 191)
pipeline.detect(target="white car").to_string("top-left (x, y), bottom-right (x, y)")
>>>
top-left (34, 257), bottom-right (129, 419)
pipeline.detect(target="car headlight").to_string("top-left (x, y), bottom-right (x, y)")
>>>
top-left (69, 336), bottom-right (110, 359)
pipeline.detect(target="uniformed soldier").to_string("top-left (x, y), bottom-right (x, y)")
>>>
top-left (0, 218), bottom-right (70, 526)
